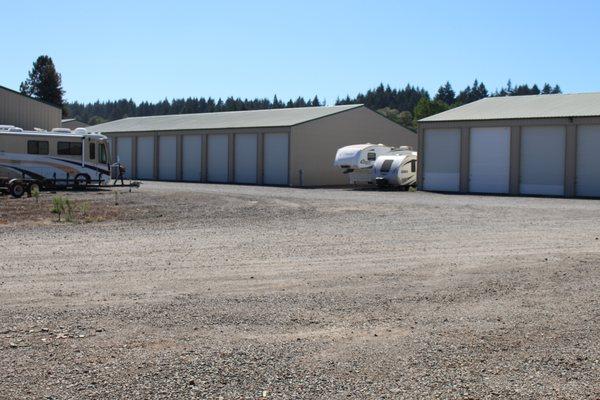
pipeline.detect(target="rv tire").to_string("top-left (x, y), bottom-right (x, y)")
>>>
top-left (74, 174), bottom-right (90, 189)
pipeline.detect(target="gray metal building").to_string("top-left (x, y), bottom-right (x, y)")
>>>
top-left (417, 92), bottom-right (600, 197)
top-left (0, 85), bottom-right (62, 130)
top-left (62, 118), bottom-right (89, 129)
top-left (89, 104), bottom-right (416, 187)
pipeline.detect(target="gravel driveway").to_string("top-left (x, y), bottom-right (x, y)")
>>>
top-left (0, 182), bottom-right (598, 399)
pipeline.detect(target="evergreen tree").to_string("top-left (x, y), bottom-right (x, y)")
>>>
top-left (434, 81), bottom-right (455, 105)
top-left (20, 55), bottom-right (66, 115)
top-left (542, 83), bottom-right (553, 94)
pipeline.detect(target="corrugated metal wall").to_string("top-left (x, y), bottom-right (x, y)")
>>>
top-left (0, 87), bottom-right (62, 130)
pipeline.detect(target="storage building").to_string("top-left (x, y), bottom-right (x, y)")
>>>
top-left (0, 85), bottom-right (62, 130)
top-left (417, 92), bottom-right (600, 197)
top-left (89, 104), bottom-right (416, 186)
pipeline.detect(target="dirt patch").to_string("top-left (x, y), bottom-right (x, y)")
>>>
top-left (0, 182), bottom-right (598, 399)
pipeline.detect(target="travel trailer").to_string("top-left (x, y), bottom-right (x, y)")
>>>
top-left (372, 147), bottom-right (417, 188)
top-left (0, 126), bottom-right (113, 188)
top-left (333, 143), bottom-right (394, 185)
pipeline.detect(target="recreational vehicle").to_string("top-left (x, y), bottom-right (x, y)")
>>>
top-left (372, 147), bottom-right (417, 189)
top-left (333, 143), bottom-right (394, 185)
top-left (0, 126), bottom-right (113, 188)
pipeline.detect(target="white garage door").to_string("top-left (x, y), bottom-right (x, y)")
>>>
top-left (469, 127), bottom-right (510, 193)
top-left (116, 136), bottom-right (133, 179)
top-left (136, 136), bottom-right (154, 180)
top-left (207, 134), bottom-right (229, 183)
top-left (520, 126), bottom-right (565, 195)
top-left (263, 133), bottom-right (289, 185)
top-left (158, 136), bottom-right (177, 180)
top-left (423, 129), bottom-right (460, 191)
top-left (576, 125), bottom-right (600, 197)
top-left (182, 135), bottom-right (202, 182)
top-left (234, 134), bottom-right (258, 184)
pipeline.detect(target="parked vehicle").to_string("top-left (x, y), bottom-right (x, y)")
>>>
top-left (372, 147), bottom-right (417, 189)
top-left (0, 126), bottom-right (113, 189)
top-left (333, 143), bottom-right (394, 185)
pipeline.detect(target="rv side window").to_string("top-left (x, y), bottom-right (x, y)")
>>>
top-left (27, 140), bottom-right (49, 155)
top-left (89, 143), bottom-right (96, 160)
top-left (99, 143), bottom-right (107, 164)
top-left (367, 152), bottom-right (376, 161)
top-left (380, 159), bottom-right (394, 173)
top-left (57, 141), bottom-right (82, 156)
top-left (410, 160), bottom-right (416, 172)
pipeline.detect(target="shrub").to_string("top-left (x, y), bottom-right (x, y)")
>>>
top-left (64, 198), bottom-right (74, 222)
top-left (51, 196), bottom-right (66, 222)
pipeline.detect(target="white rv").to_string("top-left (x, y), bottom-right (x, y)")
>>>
top-left (333, 143), bottom-right (394, 185)
top-left (372, 147), bottom-right (417, 189)
top-left (0, 126), bottom-right (113, 187)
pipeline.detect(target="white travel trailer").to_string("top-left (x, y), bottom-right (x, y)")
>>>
top-left (372, 147), bottom-right (417, 189)
top-left (0, 126), bottom-right (113, 187)
top-left (333, 143), bottom-right (394, 185)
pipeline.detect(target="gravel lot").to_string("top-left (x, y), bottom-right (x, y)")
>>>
top-left (0, 181), bottom-right (599, 399)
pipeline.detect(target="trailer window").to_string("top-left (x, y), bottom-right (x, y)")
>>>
top-left (380, 159), bottom-right (394, 173)
top-left (367, 152), bottom-right (376, 161)
top-left (410, 160), bottom-right (416, 172)
top-left (99, 143), bottom-right (107, 164)
top-left (89, 143), bottom-right (96, 160)
top-left (57, 141), bottom-right (82, 156)
top-left (27, 140), bottom-right (49, 155)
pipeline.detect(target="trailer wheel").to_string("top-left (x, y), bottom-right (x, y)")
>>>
top-left (74, 174), bottom-right (90, 189)
top-left (9, 182), bottom-right (26, 198)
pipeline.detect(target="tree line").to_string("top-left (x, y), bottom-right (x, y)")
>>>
top-left (67, 95), bottom-right (323, 126)
top-left (18, 55), bottom-right (563, 130)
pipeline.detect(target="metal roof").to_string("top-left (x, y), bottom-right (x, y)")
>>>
top-left (88, 104), bottom-right (363, 133)
top-left (419, 92), bottom-right (600, 122)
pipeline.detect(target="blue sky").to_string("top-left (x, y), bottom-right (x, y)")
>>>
top-left (3, 0), bottom-right (600, 104)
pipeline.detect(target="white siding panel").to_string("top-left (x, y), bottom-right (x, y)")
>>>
top-left (207, 134), bottom-right (229, 183)
top-left (263, 133), bottom-right (289, 185)
top-left (182, 135), bottom-right (203, 182)
top-left (158, 136), bottom-right (177, 180)
top-left (469, 127), bottom-right (510, 193)
top-left (116, 136), bottom-right (133, 179)
top-left (136, 136), bottom-right (154, 179)
top-left (423, 129), bottom-right (460, 191)
top-left (576, 125), bottom-right (600, 197)
top-left (234, 134), bottom-right (258, 184)
top-left (520, 126), bottom-right (565, 195)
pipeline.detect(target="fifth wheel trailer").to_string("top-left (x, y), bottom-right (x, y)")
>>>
top-left (417, 92), bottom-right (600, 198)
top-left (89, 104), bottom-right (417, 186)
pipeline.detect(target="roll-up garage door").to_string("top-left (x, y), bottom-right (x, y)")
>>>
top-left (136, 136), bottom-right (154, 179)
top-left (158, 136), bottom-right (177, 180)
top-left (469, 127), bottom-right (510, 193)
top-left (234, 134), bottom-right (258, 184)
top-left (263, 133), bottom-right (289, 185)
top-left (182, 135), bottom-right (202, 182)
top-left (207, 134), bottom-right (229, 183)
top-left (116, 136), bottom-right (133, 179)
top-left (576, 125), bottom-right (600, 197)
top-left (423, 129), bottom-right (460, 191)
top-left (520, 126), bottom-right (565, 195)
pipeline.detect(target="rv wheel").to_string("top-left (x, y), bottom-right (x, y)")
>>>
top-left (9, 182), bottom-right (25, 198)
top-left (74, 174), bottom-right (90, 189)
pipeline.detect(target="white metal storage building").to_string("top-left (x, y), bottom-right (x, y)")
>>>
top-left (89, 104), bottom-right (416, 187)
top-left (417, 92), bottom-right (600, 197)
